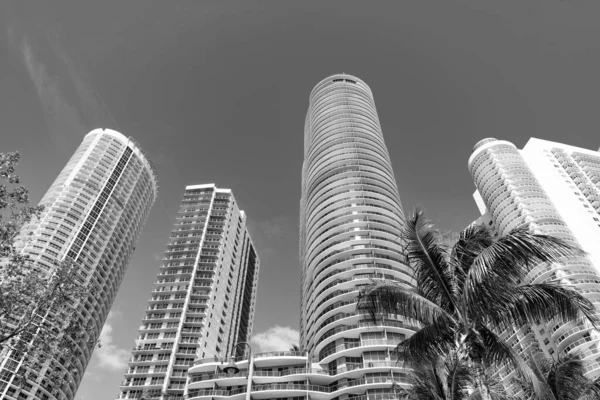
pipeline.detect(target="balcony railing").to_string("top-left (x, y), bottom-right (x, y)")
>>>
top-left (193, 351), bottom-right (307, 366)
top-left (189, 361), bottom-right (403, 383)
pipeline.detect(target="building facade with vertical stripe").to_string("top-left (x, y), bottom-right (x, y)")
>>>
top-left (1, 128), bottom-right (158, 400)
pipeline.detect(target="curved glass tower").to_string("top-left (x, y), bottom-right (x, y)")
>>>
top-left (1, 129), bottom-right (158, 400)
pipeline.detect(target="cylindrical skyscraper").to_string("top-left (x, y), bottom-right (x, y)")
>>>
top-left (300, 74), bottom-right (413, 387)
top-left (0, 129), bottom-right (158, 400)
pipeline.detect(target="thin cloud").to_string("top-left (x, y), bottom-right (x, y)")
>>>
top-left (260, 216), bottom-right (291, 240)
top-left (93, 311), bottom-right (130, 371)
top-left (246, 215), bottom-right (292, 255)
top-left (251, 325), bottom-right (300, 352)
top-left (21, 36), bottom-right (87, 145)
top-left (10, 14), bottom-right (112, 145)
top-left (46, 30), bottom-right (111, 128)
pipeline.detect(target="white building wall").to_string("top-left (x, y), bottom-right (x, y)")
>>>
top-left (521, 138), bottom-right (600, 269)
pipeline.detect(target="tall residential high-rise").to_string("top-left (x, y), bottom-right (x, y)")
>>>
top-left (117, 184), bottom-right (259, 400)
top-left (186, 74), bottom-right (414, 400)
top-left (468, 137), bottom-right (600, 388)
top-left (0, 128), bottom-right (158, 400)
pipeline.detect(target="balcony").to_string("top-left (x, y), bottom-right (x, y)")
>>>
top-left (193, 351), bottom-right (307, 366)
top-left (319, 339), bottom-right (397, 361)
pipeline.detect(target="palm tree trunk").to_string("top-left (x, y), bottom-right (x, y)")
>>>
top-left (473, 361), bottom-right (492, 400)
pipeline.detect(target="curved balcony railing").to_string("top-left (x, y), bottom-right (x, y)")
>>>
top-left (188, 378), bottom-right (401, 398)
top-left (188, 361), bottom-right (407, 383)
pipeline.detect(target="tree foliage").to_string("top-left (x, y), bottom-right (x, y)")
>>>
top-left (523, 352), bottom-right (600, 400)
top-left (0, 151), bottom-right (97, 392)
top-left (393, 352), bottom-right (516, 400)
top-left (357, 207), bottom-right (598, 400)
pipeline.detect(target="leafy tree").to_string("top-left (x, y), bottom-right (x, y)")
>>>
top-left (0, 152), bottom-right (97, 392)
top-left (524, 352), bottom-right (600, 400)
top-left (357, 208), bottom-right (598, 400)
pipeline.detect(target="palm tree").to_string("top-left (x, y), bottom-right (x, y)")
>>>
top-left (357, 208), bottom-right (598, 400)
top-left (524, 352), bottom-right (600, 399)
top-left (393, 351), bottom-right (515, 400)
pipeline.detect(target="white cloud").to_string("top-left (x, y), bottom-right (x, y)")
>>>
top-left (251, 326), bottom-right (300, 353)
top-left (94, 311), bottom-right (130, 371)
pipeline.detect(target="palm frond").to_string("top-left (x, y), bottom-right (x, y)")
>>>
top-left (444, 352), bottom-right (474, 400)
top-left (527, 351), bottom-right (553, 383)
top-left (397, 353), bottom-right (474, 400)
top-left (579, 377), bottom-right (600, 400)
top-left (500, 283), bottom-right (598, 328)
top-left (464, 228), bottom-right (586, 304)
top-left (404, 208), bottom-right (459, 315)
top-left (549, 352), bottom-right (599, 400)
top-left (356, 281), bottom-right (455, 325)
top-left (464, 278), bottom-right (519, 327)
top-left (468, 380), bottom-right (519, 400)
top-left (477, 326), bottom-right (549, 399)
top-left (406, 360), bottom-right (448, 400)
top-left (395, 320), bottom-right (455, 364)
top-left (450, 224), bottom-right (495, 296)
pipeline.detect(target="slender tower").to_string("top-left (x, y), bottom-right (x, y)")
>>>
top-left (0, 128), bottom-right (158, 400)
top-left (118, 184), bottom-right (259, 400)
top-left (469, 138), bottom-right (600, 390)
top-left (186, 74), bottom-right (413, 400)
top-left (300, 74), bottom-right (414, 365)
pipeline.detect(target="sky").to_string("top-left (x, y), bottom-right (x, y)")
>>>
top-left (2, 0), bottom-right (600, 398)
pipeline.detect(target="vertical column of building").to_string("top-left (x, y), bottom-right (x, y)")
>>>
top-left (468, 138), bottom-right (600, 387)
top-left (0, 129), bottom-right (157, 400)
top-left (118, 185), bottom-right (258, 400)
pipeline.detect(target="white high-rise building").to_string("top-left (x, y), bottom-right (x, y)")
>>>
top-left (520, 138), bottom-right (600, 268)
top-left (118, 184), bottom-right (259, 400)
top-left (185, 74), bottom-right (413, 400)
top-left (0, 128), bottom-right (158, 400)
top-left (469, 137), bottom-right (600, 387)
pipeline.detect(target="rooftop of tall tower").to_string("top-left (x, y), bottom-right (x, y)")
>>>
top-left (473, 138), bottom-right (498, 152)
top-left (309, 73), bottom-right (372, 101)
top-left (86, 128), bottom-right (159, 199)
